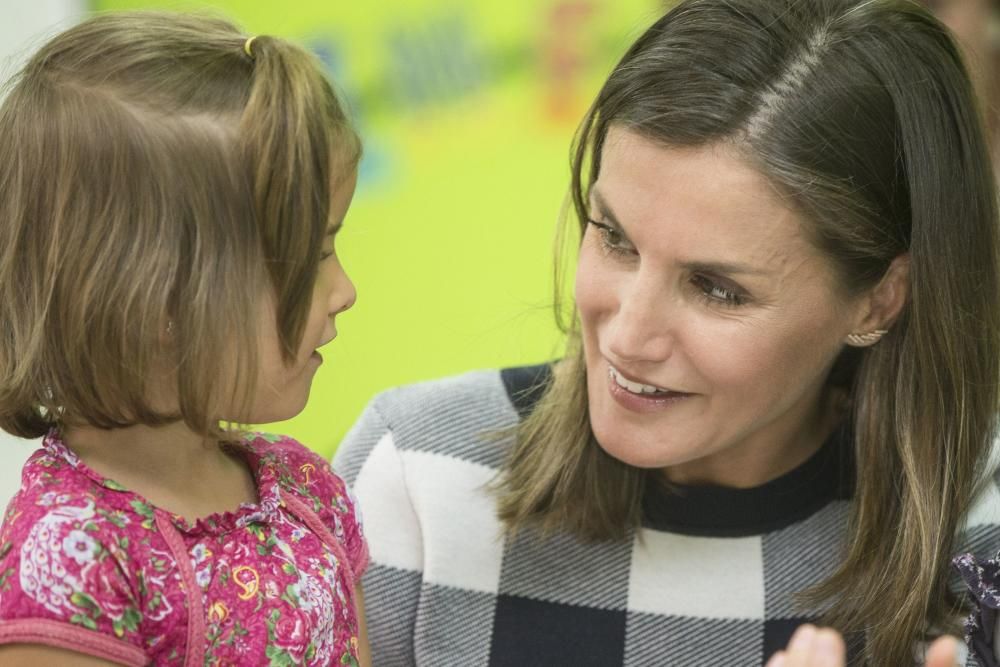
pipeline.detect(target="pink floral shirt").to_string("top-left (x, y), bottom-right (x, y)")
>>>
top-left (0, 430), bottom-right (368, 666)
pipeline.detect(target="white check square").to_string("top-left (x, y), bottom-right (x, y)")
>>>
top-left (402, 449), bottom-right (505, 594)
top-left (353, 432), bottom-right (424, 572)
top-left (628, 528), bottom-right (765, 620)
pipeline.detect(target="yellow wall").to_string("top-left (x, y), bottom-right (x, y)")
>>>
top-left (94, 0), bottom-right (668, 456)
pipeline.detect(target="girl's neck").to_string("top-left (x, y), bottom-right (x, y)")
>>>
top-left (60, 421), bottom-right (258, 522)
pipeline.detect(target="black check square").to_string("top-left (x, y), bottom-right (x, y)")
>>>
top-left (489, 594), bottom-right (627, 666)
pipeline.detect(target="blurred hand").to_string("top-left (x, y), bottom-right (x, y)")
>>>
top-left (764, 624), bottom-right (962, 667)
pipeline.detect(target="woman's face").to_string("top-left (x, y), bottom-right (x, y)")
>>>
top-left (576, 128), bottom-right (868, 487)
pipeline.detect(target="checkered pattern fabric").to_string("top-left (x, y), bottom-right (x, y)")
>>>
top-left (333, 366), bottom-right (1000, 666)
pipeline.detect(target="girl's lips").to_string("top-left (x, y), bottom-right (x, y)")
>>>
top-left (607, 369), bottom-right (693, 413)
top-left (311, 334), bottom-right (336, 363)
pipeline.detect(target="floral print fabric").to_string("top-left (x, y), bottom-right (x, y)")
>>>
top-left (0, 430), bottom-right (368, 666)
top-left (955, 551), bottom-right (1000, 667)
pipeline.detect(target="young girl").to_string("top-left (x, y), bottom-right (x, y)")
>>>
top-left (0, 12), bottom-right (370, 666)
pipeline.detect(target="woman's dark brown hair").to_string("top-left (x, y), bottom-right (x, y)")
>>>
top-left (497, 0), bottom-right (1000, 663)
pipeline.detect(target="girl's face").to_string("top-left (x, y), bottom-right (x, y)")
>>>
top-left (249, 170), bottom-right (358, 423)
top-left (576, 129), bottom-right (868, 487)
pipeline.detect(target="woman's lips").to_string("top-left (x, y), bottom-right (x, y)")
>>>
top-left (607, 365), bottom-right (693, 413)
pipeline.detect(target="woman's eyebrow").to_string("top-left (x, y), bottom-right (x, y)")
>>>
top-left (590, 188), bottom-right (622, 226)
top-left (679, 259), bottom-right (769, 277)
top-left (592, 187), bottom-right (768, 277)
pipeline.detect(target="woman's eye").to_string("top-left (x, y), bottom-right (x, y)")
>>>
top-left (320, 249), bottom-right (334, 261)
top-left (588, 220), bottom-right (634, 256)
top-left (692, 275), bottom-right (746, 307)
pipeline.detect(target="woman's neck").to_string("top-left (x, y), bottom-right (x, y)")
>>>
top-left (60, 421), bottom-right (258, 521)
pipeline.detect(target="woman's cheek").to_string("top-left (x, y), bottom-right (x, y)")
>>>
top-left (575, 246), bottom-right (619, 321)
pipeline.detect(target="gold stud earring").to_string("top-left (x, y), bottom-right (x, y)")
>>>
top-left (845, 329), bottom-right (888, 346)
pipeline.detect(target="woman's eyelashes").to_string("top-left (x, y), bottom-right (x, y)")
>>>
top-left (587, 219), bottom-right (749, 307)
top-left (690, 274), bottom-right (747, 307)
top-left (588, 219), bottom-right (635, 257)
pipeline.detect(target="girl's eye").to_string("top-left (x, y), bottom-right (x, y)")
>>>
top-left (320, 250), bottom-right (334, 261)
top-left (588, 220), bottom-right (634, 256)
top-left (692, 275), bottom-right (746, 307)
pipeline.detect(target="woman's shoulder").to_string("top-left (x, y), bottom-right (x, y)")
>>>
top-left (336, 364), bottom-right (552, 477)
top-left (374, 365), bottom-right (547, 421)
top-left (365, 363), bottom-right (550, 433)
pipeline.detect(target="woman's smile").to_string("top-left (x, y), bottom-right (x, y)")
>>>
top-left (606, 363), bottom-right (695, 413)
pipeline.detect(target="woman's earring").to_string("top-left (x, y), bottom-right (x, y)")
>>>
top-left (845, 329), bottom-right (889, 346)
top-left (166, 320), bottom-right (175, 336)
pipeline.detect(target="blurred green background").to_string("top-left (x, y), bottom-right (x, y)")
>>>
top-left (94, 0), bottom-right (669, 457)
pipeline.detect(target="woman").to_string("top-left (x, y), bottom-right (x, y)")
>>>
top-left (335, 0), bottom-right (1000, 664)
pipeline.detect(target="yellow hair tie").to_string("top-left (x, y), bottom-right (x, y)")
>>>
top-left (243, 36), bottom-right (258, 59)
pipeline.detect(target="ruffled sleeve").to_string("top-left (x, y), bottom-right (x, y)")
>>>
top-left (0, 492), bottom-right (148, 666)
top-left (953, 551), bottom-right (1000, 667)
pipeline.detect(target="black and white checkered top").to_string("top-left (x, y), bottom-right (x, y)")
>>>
top-left (333, 365), bottom-right (1000, 666)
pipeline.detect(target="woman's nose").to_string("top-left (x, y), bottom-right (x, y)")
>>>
top-left (604, 276), bottom-right (675, 363)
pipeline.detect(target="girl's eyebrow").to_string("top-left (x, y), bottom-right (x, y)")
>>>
top-left (326, 222), bottom-right (342, 236)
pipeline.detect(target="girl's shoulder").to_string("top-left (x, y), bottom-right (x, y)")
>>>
top-left (0, 446), bottom-right (157, 664)
top-left (244, 432), bottom-right (347, 498)
top-left (245, 432), bottom-right (367, 572)
top-left (1, 439), bottom-right (135, 541)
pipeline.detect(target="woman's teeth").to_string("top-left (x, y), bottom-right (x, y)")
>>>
top-left (609, 366), bottom-right (668, 395)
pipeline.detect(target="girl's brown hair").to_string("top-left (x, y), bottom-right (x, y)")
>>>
top-left (496, 0), bottom-right (1000, 663)
top-left (0, 12), bottom-right (359, 438)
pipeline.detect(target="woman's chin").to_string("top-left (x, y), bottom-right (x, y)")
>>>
top-left (591, 424), bottom-right (678, 470)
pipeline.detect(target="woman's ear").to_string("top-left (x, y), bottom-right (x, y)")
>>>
top-left (846, 254), bottom-right (910, 344)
